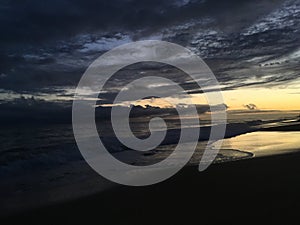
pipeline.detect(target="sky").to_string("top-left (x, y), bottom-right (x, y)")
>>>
top-left (0, 0), bottom-right (300, 114)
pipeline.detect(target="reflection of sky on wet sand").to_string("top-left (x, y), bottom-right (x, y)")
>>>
top-left (221, 131), bottom-right (300, 157)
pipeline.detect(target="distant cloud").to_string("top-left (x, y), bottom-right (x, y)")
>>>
top-left (243, 103), bottom-right (258, 110)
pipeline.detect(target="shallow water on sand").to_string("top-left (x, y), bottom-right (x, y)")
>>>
top-left (221, 131), bottom-right (300, 157)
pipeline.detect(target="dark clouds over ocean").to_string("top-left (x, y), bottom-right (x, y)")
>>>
top-left (0, 0), bottom-right (300, 105)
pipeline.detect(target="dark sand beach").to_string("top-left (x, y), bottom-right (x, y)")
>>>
top-left (3, 152), bottom-right (300, 224)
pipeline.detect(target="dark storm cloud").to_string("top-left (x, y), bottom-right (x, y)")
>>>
top-left (0, 0), bottom-right (189, 44)
top-left (1, 0), bottom-right (299, 98)
top-left (2, 0), bottom-right (300, 124)
top-left (0, 0), bottom-right (285, 45)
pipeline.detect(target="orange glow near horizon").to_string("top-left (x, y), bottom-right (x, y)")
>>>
top-left (99, 79), bottom-right (300, 111)
top-left (117, 86), bottom-right (300, 111)
top-left (133, 86), bottom-right (300, 111)
top-left (192, 86), bottom-right (300, 111)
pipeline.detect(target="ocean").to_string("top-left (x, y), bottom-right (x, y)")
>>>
top-left (0, 110), bottom-right (300, 214)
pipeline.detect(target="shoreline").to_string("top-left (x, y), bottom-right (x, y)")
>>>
top-left (1, 121), bottom-right (300, 224)
top-left (4, 150), bottom-right (300, 225)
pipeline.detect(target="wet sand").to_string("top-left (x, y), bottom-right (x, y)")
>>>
top-left (3, 150), bottom-right (300, 225)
